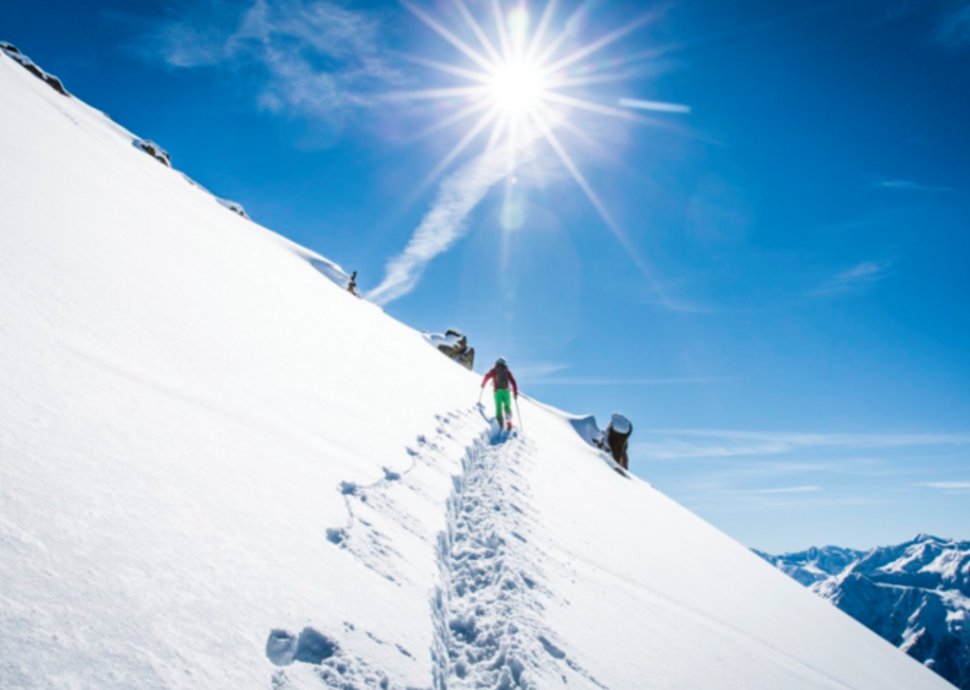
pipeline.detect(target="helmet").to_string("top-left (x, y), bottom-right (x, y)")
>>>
top-left (496, 357), bottom-right (507, 366)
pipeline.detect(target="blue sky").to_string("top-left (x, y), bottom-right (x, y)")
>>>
top-left (6, 0), bottom-right (969, 552)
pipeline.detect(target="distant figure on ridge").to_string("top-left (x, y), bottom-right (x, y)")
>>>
top-left (599, 413), bottom-right (632, 470)
top-left (481, 357), bottom-right (518, 431)
top-left (347, 271), bottom-right (359, 296)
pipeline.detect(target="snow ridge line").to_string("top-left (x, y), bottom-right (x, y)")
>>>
top-left (431, 428), bottom-right (607, 690)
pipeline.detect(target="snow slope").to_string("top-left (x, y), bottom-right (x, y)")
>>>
top-left (0, 50), bottom-right (952, 689)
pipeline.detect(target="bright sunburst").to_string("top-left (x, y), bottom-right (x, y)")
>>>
top-left (393, 0), bottom-right (687, 245)
top-left (487, 58), bottom-right (545, 115)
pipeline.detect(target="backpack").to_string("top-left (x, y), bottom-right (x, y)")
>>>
top-left (494, 363), bottom-right (510, 389)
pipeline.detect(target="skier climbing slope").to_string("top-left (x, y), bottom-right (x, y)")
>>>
top-left (480, 357), bottom-right (518, 431)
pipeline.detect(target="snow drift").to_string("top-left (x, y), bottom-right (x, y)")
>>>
top-left (0, 49), bottom-right (952, 689)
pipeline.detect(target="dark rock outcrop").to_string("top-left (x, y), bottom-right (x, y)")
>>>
top-left (133, 139), bottom-right (171, 167)
top-left (217, 198), bottom-right (249, 219)
top-left (423, 329), bottom-right (475, 370)
top-left (1, 41), bottom-right (68, 96)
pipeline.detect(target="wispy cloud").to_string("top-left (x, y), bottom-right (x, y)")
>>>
top-left (683, 494), bottom-right (887, 513)
top-left (749, 485), bottom-right (822, 494)
top-left (636, 429), bottom-right (970, 461)
top-left (367, 147), bottom-right (518, 305)
top-left (914, 480), bottom-right (970, 491)
top-left (514, 362), bottom-right (572, 379)
top-left (883, 0), bottom-right (970, 50)
top-left (936, 1), bottom-right (970, 50)
top-left (134, 0), bottom-right (398, 126)
top-left (871, 178), bottom-right (955, 192)
top-left (527, 376), bottom-right (732, 386)
top-left (713, 458), bottom-right (922, 480)
top-left (813, 260), bottom-right (892, 297)
top-left (639, 294), bottom-right (713, 314)
top-left (617, 98), bottom-right (691, 114)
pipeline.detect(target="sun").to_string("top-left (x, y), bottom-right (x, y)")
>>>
top-left (487, 58), bottom-right (546, 116)
top-left (393, 0), bottom-right (689, 248)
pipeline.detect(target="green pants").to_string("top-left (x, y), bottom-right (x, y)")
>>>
top-left (494, 389), bottom-right (512, 422)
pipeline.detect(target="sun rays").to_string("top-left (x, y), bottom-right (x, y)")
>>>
top-left (393, 0), bottom-right (685, 234)
top-left (368, 0), bottom-right (690, 305)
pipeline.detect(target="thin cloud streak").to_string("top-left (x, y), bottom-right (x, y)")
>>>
top-left (636, 429), bottom-right (970, 461)
top-left (526, 376), bottom-right (733, 386)
top-left (914, 481), bottom-right (970, 490)
top-left (639, 292), bottom-right (713, 314)
top-left (883, 1), bottom-right (970, 51)
top-left (871, 178), bottom-right (955, 192)
top-left (367, 146), bottom-right (520, 305)
top-left (514, 362), bottom-right (572, 379)
top-left (618, 97), bottom-right (691, 114)
top-left (936, 1), bottom-right (970, 50)
top-left (708, 458), bottom-right (924, 480)
top-left (813, 260), bottom-right (892, 297)
top-left (750, 485), bottom-right (822, 494)
top-left (689, 496), bottom-right (888, 513)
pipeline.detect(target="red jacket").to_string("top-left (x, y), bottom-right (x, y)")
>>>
top-left (481, 367), bottom-right (518, 396)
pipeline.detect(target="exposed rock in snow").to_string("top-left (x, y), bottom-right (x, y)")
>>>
top-left (0, 41), bottom-right (68, 96)
top-left (216, 197), bottom-right (249, 219)
top-left (423, 328), bottom-right (475, 370)
top-left (132, 138), bottom-right (171, 167)
top-left (760, 535), bottom-right (970, 689)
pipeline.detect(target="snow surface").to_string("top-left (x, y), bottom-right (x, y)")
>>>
top-left (609, 413), bottom-right (631, 434)
top-left (422, 331), bottom-right (464, 350)
top-left (0, 50), bottom-right (953, 689)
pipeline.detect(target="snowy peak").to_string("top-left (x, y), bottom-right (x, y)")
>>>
top-left (754, 545), bottom-right (864, 586)
top-left (855, 534), bottom-right (970, 596)
top-left (760, 536), bottom-right (970, 689)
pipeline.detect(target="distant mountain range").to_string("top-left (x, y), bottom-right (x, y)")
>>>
top-left (757, 535), bottom-right (970, 689)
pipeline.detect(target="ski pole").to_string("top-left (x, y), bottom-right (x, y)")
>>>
top-left (514, 394), bottom-right (523, 433)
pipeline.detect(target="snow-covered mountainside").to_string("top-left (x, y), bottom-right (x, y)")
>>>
top-left (759, 535), bottom-right (970, 689)
top-left (0, 47), bottom-right (954, 689)
top-left (755, 546), bottom-right (866, 587)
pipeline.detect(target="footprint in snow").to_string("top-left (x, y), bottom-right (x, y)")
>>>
top-left (266, 627), bottom-right (337, 666)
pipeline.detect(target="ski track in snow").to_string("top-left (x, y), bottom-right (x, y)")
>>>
top-left (268, 405), bottom-right (605, 689)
